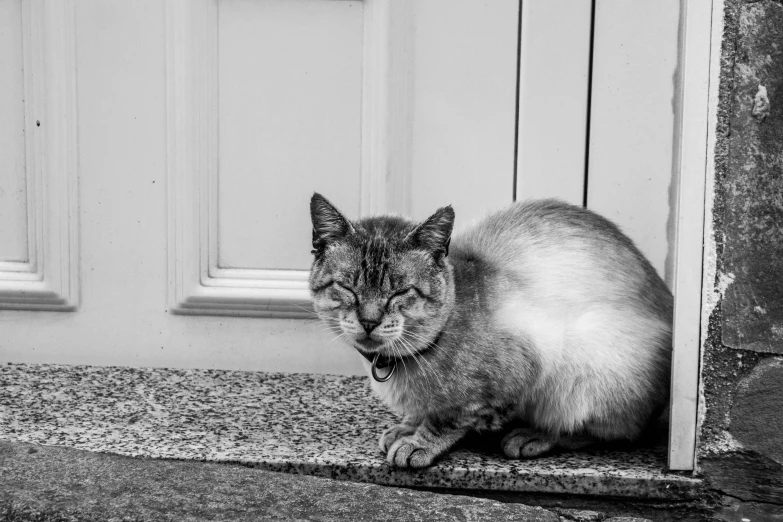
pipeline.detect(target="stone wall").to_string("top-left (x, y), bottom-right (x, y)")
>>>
top-left (699, 0), bottom-right (783, 519)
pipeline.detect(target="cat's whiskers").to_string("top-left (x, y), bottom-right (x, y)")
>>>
top-left (403, 329), bottom-right (443, 351)
top-left (404, 337), bottom-right (440, 397)
top-left (392, 336), bottom-right (427, 390)
top-left (319, 318), bottom-right (350, 347)
top-left (386, 338), bottom-right (410, 383)
top-left (394, 336), bottom-right (436, 395)
top-left (390, 336), bottom-right (412, 371)
top-left (326, 330), bottom-right (348, 347)
top-left (340, 322), bottom-right (364, 336)
top-left (287, 303), bottom-right (321, 317)
top-left (401, 330), bottom-right (442, 383)
top-left (315, 316), bottom-right (345, 342)
top-left (315, 314), bottom-right (340, 325)
top-left (319, 322), bottom-right (340, 336)
top-left (397, 332), bottom-right (438, 392)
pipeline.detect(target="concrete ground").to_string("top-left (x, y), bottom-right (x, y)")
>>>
top-left (0, 441), bottom-right (661, 522)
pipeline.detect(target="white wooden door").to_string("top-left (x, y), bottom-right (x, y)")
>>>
top-left (0, 0), bottom-right (677, 377)
top-left (0, 0), bottom-right (528, 374)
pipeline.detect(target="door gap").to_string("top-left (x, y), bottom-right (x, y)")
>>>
top-left (512, 0), bottom-right (523, 202)
top-left (582, 0), bottom-right (597, 208)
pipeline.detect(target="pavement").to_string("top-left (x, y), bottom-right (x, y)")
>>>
top-left (0, 440), bottom-right (625, 522)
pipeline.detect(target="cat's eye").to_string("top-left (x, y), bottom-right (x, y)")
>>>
top-left (333, 282), bottom-right (359, 304)
top-left (391, 288), bottom-right (413, 299)
top-left (386, 287), bottom-right (416, 310)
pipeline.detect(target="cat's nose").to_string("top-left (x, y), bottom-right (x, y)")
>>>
top-left (360, 320), bottom-right (380, 335)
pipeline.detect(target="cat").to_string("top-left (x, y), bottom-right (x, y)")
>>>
top-left (308, 193), bottom-right (672, 469)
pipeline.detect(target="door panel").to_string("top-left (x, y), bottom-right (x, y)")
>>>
top-left (217, 0), bottom-right (364, 271)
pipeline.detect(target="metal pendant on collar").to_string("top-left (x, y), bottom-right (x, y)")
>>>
top-left (371, 352), bottom-right (396, 382)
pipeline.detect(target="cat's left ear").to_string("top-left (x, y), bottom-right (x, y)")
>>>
top-left (407, 205), bottom-right (454, 260)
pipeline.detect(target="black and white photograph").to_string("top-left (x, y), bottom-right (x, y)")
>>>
top-left (1, 1), bottom-right (781, 521)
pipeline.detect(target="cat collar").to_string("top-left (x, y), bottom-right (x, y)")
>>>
top-left (360, 333), bottom-right (442, 383)
top-left (371, 352), bottom-right (396, 383)
top-left (356, 350), bottom-right (399, 382)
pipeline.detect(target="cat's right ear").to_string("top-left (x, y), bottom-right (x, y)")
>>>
top-left (310, 193), bottom-right (353, 256)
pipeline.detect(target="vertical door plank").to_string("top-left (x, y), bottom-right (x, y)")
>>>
top-left (410, 0), bottom-right (519, 229)
top-left (587, 0), bottom-right (680, 282)
top-left (515, 0), bottom-right (593, 206)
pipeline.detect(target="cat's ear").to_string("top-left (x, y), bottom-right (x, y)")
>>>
top-left (407, 205), bottom-right (455, 260)
top-left (310, 192), bottom-right (353, 255)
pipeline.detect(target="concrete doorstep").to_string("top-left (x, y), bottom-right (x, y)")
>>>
top-left (0, 441), bottom-right (654, 522)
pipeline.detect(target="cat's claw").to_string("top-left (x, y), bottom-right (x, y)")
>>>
top-left (501, 427), bottom-right (556, 458)
top-left (379, 424), bottom-right (416, 453)
top-left (387, 435), bottom-right (436, 468)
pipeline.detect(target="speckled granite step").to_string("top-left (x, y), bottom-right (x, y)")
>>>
top-left (0, 363), bottom-right (701, 500)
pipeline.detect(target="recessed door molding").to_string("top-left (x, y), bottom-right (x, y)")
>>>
top-left (166, 0), bottom-right (414, 317)
top-left (0, 0), bottom-right (79, 311)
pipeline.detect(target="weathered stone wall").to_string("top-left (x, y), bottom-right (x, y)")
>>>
top-left (699, 0), bottom-right (783, 518)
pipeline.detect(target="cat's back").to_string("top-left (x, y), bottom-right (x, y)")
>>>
top-left (458, 198), bottom-right (637, 261)
top-left (453, 199), bottom-right (671, 316)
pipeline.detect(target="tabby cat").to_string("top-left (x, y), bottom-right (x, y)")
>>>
top-left (309, 193), bottom-right (672, 468)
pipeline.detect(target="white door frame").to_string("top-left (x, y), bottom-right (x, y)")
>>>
top-left (668, 0), bottom-right (724, 471)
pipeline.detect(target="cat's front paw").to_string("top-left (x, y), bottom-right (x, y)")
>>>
top-left (379, 424), bottom-right (416, 453)
top-left (387, 435), bottom-right (437, 469)
top-left (501, 427), bottom-right (556, 458)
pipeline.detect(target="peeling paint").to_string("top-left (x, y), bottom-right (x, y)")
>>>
top-left (695, 0), bottom-right (727, 476)
top-left (717, 272), bottom-right (735, 299)
top-left (700, 429), bottom-right (745, 455)
top-left (751, 84), bottom-right (770, 121)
